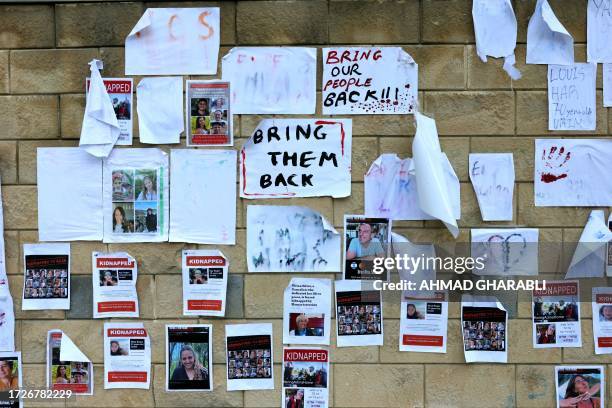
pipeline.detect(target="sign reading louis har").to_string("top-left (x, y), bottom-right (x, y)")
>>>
top-left (322, 47), bottom-right (417, 114)
top-left (548, 63), bottom-right (596, 131)
top-left (240, 119), bottom-right (352, 199)
top-left (166, 325), bottom-right (213, 392)
top-left (186, 81), bottom-right (231, 146)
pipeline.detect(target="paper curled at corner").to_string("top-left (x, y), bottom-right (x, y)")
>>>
top-left (58, 331), bottom-right (91, 363)
top-left (246, 205), bottom-right (340, 273)
top-left (137, 77), bottom-right (184, 144)
top-left (125, 8), bottom-right (220, 75)
top-left (80, 59), bottom-right (120, 158)
top-left (364, 153), bottom-right (460, 222)
top-left (472, 0), bottom-right (521, 79)
top-left (566, 211), bottom-right (612, 279)
top-left (469, 153), bottom-right (514, 221)
top-left (526, 0), bottom-right (574, 65)
top-left (412, 113), bottom-right (460, 238)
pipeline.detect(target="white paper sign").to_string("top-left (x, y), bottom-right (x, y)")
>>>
top-left (471, 228), bottom-right (539, 276)
top-left (0, 182), bottom-right (14, 353)
top-left (526, 0), bottom-right (574, 65)
top-left (566, 211), bottom-right (612, 279)
top-left (92, 252), bottom-right (139, 318)
top-left (0, 297), bottom-right (14, 353)
top-left (169, 149), bottom-right (236, 245)
top-left (166, 324), bottom-right (213, 392)
top-left (322, 47), bottom-right (417, 114)
top-left (22, 243), bottom-right (70, 310)
top-left (247, 205), bottom-right (340, 273)
top-left (588, 0), bottom-right (612, 63)
top-left (182, 250), bottom-right (228, 317)
top-left (364, 153), bottom-right (460, 221)
top-left (461, 295), bottom-right (507, 363)
top-left (282, 347), bottom-right (329, 408)
top-left (222, 47), bottom-right (316, 114)
top-left (0, 352), bottom-right (22, 406)
top-left (472, 0), bottom-right (521, 79)
top-left (103, 148), bottom-right (169, 243)
top-left (604, 63), bottom-right (612, 107)
top-left (47, 330), bottom-right (93, 395)
top-left (86, 76), bottom-right (133, 147)
top-left (0, 181), bottom-right (9, 300)
top-left (37, 147), bottom-right (103, 241)
top-left (593, 287), bottom-right (612, 355)
top-left (400, 291), bottom-right (447, 353)
top-left (608, 213), bottom-right (612, 277)
top-left (80, 59), bottom-right (120, 157)
top-left (283, 278), bottom-right (332, 346)
top-left (125, 8), bottom-right (220, 75)
top-left (335, 280), bottom-right (383, 347)
top-left (137, 77), bottom-right (184, 144)
top-left (533, 281), bottom-right (582, 348)
top-left (469, 153), bottom-right (514, 221)
top-left (548, 63), bottom-right (596, 131)
top-left (555, 366), bottom-right (605, 408)
top-left (413, 113), bottom-right (460, 237)
top-left (534, 139), bottom-right (612, 206)
top-left (240, 119), bottom-right (352, 199)
top-left (225, 323), bottom-right (274, 391)
top-left (392, 232), bottom-right (437, 287)
top-left (104, 323), bottom-right (151, 389)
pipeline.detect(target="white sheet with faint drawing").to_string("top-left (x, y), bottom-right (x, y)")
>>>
top-left (471, 228), bottom-right (539, 276)
top-left (566, 211), bottom-right (612, 279)
top-left (247, 205), bottom-right (340, 273)
top-left (587, 0), bottom-right (612, 63)
top-left (222, 47), bottom-right (316, 114)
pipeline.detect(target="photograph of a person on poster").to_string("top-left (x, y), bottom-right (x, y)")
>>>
top-left (166, 325), bottom-right (212, 391)
top-left (170, 345), bottom-right (209, 385)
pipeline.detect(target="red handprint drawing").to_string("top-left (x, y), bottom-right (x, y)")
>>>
top-left (540, 146), bottom-right (571, 183)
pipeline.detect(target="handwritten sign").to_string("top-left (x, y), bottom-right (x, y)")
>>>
top-left (469, 153), bottom-right (514, 221)
top-left (240, 119), bottom-right (352, 198)
top-left (125, 8), bottom-right (220, 75)
top-left (587, 0), bottom-right (612, 62)
top-left (222, 47), bottom-right (316, 114)
top-left (535, 139), bottom-right (612, 206)
top-left (322, 47), bottom-right (417, 114)
top-left (548, 63), bottom-right (596, 131)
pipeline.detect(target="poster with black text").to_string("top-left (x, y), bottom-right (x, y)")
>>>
top-left (92, 252), bottom-right (138, 318)
top-left (225, 323), bottom-right (274, 391)
top-left (533, 281), bottom-right (582, 348)
top-left (282, 347), bottom-right (329, 408)
top-left (283, 278), bottom-right (331, 346)
top-left (182, 250), bottom-right (228, 317)
top-left (22, 244), bottom-right (70, 310)
top-left (335, 280), bottom-right (383, 347)
top-left (104, 323), bottom-right (150, 389)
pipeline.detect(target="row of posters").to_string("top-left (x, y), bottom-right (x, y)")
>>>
top-left (17, 244), bottom-right (612, 354)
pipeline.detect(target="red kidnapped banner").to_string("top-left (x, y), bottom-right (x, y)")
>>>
top-left (186, 256), bottom-right (226, 267)
top-left (108, 371), bottom-right (148, 383)
top-left (188, 299), bottom-right (222, 311)
top-left (402, 335), bottom-right (444, 347)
